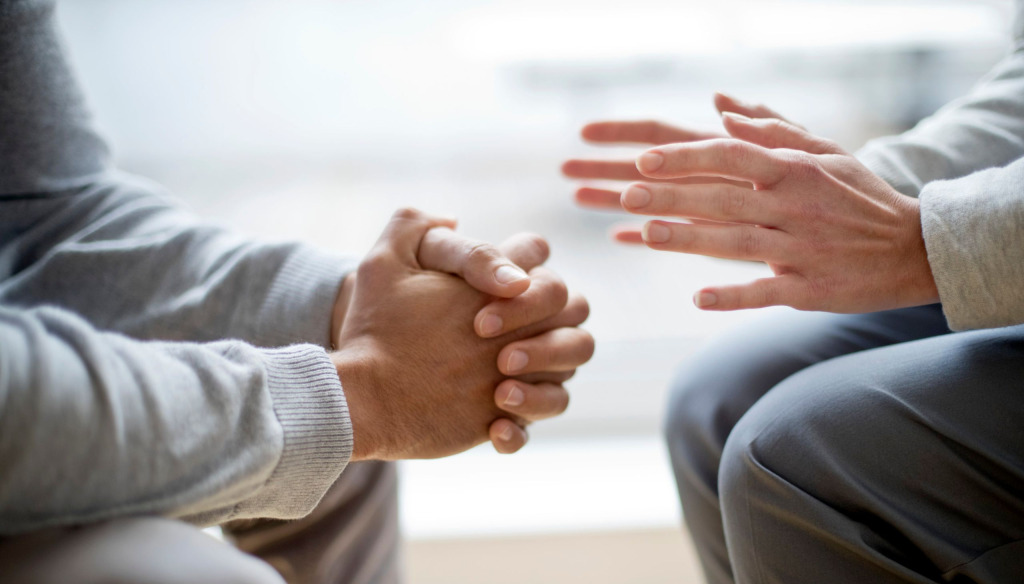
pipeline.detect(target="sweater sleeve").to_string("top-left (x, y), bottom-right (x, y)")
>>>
top-left (918, 158), bottom-right (1024, 331)
top-left (0, 305), bottom-right (354, 535)
top-left (856, 3), bottom-right (1024, 196)
top-left (0, 175), bottom-right (355, 350)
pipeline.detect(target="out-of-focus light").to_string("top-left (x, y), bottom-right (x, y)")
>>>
top-left (449, 0), bottom-right (1008, 64)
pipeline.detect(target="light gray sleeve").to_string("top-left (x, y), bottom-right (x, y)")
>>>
top-left (918, 159), bottom-right (1024, 331)
top-left (856, 45), bottom-right (1024, 198)
top-left (852, 2), bottom-right (1024, 330)
top-left (0, 305), bottom-right (354, 535)
top-left (0, 175), bottom-right (355, 350)
top-left (855, 2), bottom-right (1024, 196)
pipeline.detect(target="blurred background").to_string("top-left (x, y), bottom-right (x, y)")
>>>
top-left (58, 0), bottom-right (1012, 581)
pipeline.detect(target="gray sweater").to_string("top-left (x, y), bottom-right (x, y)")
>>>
top-left (1, 1), bottom-right (355, 534)
top-left (2, 0), bottom-right (1023, 535)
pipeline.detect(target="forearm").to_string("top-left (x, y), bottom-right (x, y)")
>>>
top-left (0, 174), bottom-right (355, 348)
top-left (0, 305), bottom-right (353, 535)
top-left (857, 47), bottom-right (1024, 196)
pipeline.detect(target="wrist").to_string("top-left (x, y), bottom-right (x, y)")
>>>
top-left (330, 347), bottom-right (382, 462)
top-left (902, 196), bottom-right (941, 307)
top-left (330, 273), bottom-right (356, 349)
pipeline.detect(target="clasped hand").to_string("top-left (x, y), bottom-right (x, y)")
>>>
top-left (566, 93), bottom-right (939, 314)
top-left (330, 209), bottom-right (594, 460)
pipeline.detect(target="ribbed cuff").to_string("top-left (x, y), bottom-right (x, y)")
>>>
top-left (255, 248), bottom-right (357, 349)
top-left (236, 345), bottom-right (353, 520)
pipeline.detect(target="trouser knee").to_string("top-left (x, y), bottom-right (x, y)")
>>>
top-left (0, 518), bottom-right (284, 584)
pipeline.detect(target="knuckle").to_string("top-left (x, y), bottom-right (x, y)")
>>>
top-left (765, 118), bottom-right (789, 143)
top-left (464, 240), bottom-right (500, 267)
top-left (522, 232), bottom-right (550, 263)
top-left (808, 275), bottom-right (838, 300)
top-left (357, 249), bottom-right (391, 280)
top-left (719, 140), bottom-right (749, 161)
top-left (554, 387), bottom-right (571, 415)
top-left (568, 293), bottom-right (591, 322)
top-left (784, 152), bottom-right (822, 180)
top-left (718, 188), bottom-right (746, 219)
top-left (738, 229), bottom-right (761, 257)
top-left (760, 283), bottom-right (779, 306)
top-left (391, 207), bottom-right (422, 221)
top-left (536, 271), bottom-right (569, 307)
top-left (579, 331), bottom-right (596, 360)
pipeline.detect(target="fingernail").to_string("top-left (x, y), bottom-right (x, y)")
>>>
top-left (643, 222), bottom-right (671, 243)
top-left (637, 151), bottom-right (664, 173)
top-left (503, 385), bottom-right (525, 407)
top-left (622, 184), bottom-right (652, 209)
top-left (494, 265), bottom-right (528, 285)
top-left (480, 313), bottom-right (503, 336)
top-left (506, 350), bottom-right (529, 373)
top-left (694, 291), bottom-right (718, 308)
top-left (722, 111), bottom-right (751, 122)
top-left (499, 424), bottom-right (515, 441)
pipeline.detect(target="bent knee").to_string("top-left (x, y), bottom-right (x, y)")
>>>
top-left (718, 368), bottom-right (913, 513)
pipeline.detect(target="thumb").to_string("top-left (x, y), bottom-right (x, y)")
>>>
top-left (370, 207), bottom-right (457, 267)
top-left (713, 92), bottom-right (802, 128)
top-left (721, 112), bottom-right (844, 156)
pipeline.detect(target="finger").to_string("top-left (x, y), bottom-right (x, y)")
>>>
top-left (515, 369), bottom-right (576, 384)
top-left (713, 92), bottom-right (802, 128)
top-left (563, 159), bottom-right (750, 187)
top-left (694, 274), bottom-right (808, 311)
top-left (721, 112), bottom-right (843, 156)
top-left (636, 140), bottom-right (788, 186)
top-left (621, 182), bottom-right (783, 226)
top-left (489, 418), bottom-right (528, 454)
top-left (372, 208), bottom-right (457, 266)
top-left (581, 120), bottom-right (721, 145)
top-left (562, 159), bottom-right (651, 182)
top-left (575, 186), bottom-right (625, 211)
top-left (611, 226), bottom-right (645, 244)
top-left (495, 379), bottom-right (569, 422)
top-left (475, 275), bottom-right (577, 338)
top-left (497, 232), bottom-right (550, 272)
top-left (418, 227), bottom-right (531, 299)
top-left (641, 221), bottom-right (792, 262)
top-left (498, 327), bottom-right (595, 376)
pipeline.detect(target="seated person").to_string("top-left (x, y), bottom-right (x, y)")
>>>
top-left (565, 2), bottom-right (1024, 581)
top-left (0, 2), bottom-right (594, 583)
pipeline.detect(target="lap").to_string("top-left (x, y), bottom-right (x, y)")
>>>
top-left (666, 304), bottom-right (950, 442)
top-left (723, 323), bottom-right (1024, 580)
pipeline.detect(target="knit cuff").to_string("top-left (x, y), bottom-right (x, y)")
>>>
top-left (920, 171), bottom-right (1024, 331)
top-left (236, 345), bottom-right (353, 520)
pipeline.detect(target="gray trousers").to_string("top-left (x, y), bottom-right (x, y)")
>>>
top-left (665, 305), bottom-right (1024, 584)
top-left (0, 461), bottom-right (399, 584)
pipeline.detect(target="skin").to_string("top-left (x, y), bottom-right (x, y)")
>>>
top-left (565, 93), bottom-right (939, 314)
top-left (329, 209), bottom-right (594, 459)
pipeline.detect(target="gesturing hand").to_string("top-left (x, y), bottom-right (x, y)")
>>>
top-left (563, 92), bottom-right (795, 215)
top-left (331, 209), bottom-right (593, 461)
top-left (617, 113), bottom-right (939, 313)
